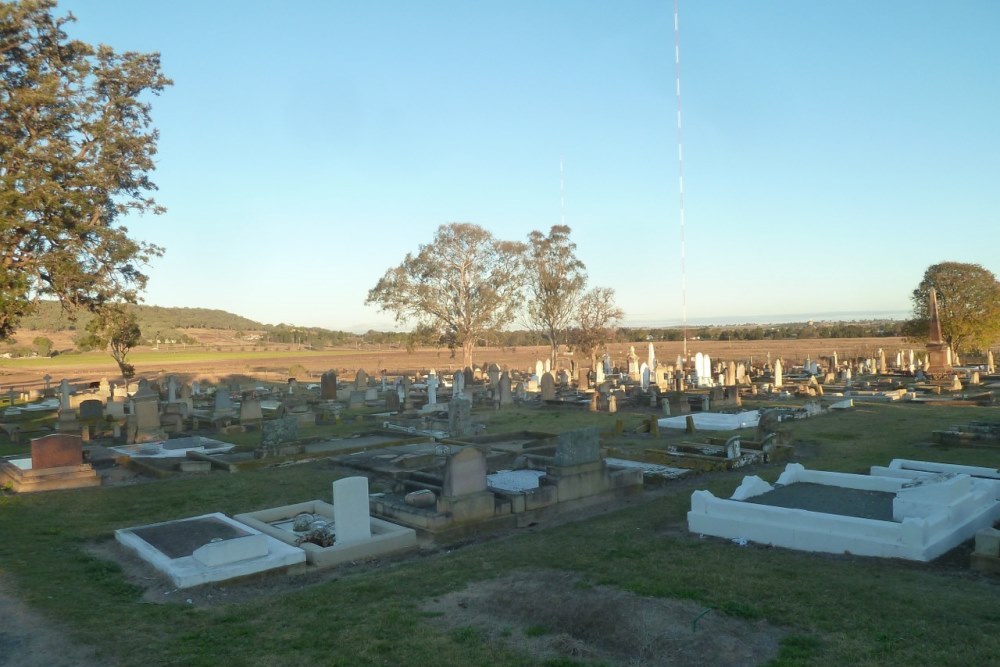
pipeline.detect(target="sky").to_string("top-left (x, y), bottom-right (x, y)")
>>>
top-left (56, 0), bottom-right (1000, 332)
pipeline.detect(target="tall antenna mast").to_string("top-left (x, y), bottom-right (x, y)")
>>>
top-left (559, 156), bottom-right (566, 227)
top-left (673, 0), bottom-right (688, 359)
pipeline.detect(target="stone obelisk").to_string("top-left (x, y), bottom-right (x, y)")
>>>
top-left (925, 288), bottom-right (952, 377)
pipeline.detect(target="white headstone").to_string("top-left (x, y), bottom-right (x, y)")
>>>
top-left (427, 374), bottom-right (439, 405)
top-left (332, 476), bottom-right (372, 546)
top-left (774, 359), bottom-right (783, 388)
top-left (59, 379), bottom-right (71, 410)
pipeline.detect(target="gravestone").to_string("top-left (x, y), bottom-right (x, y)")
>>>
top-left (442, 447), bottom-right (488, 496)
top-left (240, 396), bottom-right (263, 425)
top-left (321, 371), bottom-right (338, 400)
top-left (213, 389), bottom-right (234, 417)
top-left (535, 359), bottom-right (544, 378)
top-left (261, 415), bottom-right (298, 451)
top-left (540, 372), bottom-right (556, 401)
top-left (427, 372), bottom-right (439, 405)
top-left (453, 370), bottom-right (465, 396)
top-left (487, 363), bottom-right (501, 388)
top-left (31, 433), bottom-right (84, 469)
top-left (385, 390), bottom-right (401, 411)
top-left (448, 395), bottom-right (472, 438)
top-left (128, 383), bottom-right (162, 442)
top-left (348, 390), bottom-right (366, 409)
top-left (78, 399), bottom-right (104, 422)
top-left (498, 372), bottom-right (513, 406)
top-left (554, 427), bottom-right (600, 467)
top-left (773, 359), bottom-right (783, 388)
top-left (332, 476), bottom-right (372, 545)
top-left (463, 367), bottom-right (474, 388)
top-left (354, 369), bottom-right (369, 390)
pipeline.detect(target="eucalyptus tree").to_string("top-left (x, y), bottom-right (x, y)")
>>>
top-left (366, 223), bottom-right (526, 368)
top-left (0, 0), bottom-right (171, 340)
top-left (524, 225), bottom-right (587, 367)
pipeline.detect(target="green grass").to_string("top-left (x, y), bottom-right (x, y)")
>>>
top-left (1, 402), bottom-right (1000, 665)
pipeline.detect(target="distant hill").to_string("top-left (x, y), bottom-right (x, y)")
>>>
top-left (14, 301), bottom-right (264, 334)
top-left (4, 301), bottom-right (362, 352)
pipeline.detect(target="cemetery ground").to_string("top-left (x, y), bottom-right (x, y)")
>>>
top-left (0, 403), bottom-right (1000, 665)
top-left (1, 392), bottom-right (999, 666)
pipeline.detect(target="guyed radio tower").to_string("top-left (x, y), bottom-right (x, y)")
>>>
top-left (673, 0), bottom-right (688, 359)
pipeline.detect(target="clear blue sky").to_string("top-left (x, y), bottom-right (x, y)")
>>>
top-left (58, 0), bottom-right (1000, 331)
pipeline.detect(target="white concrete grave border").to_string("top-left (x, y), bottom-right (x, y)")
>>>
top-left (687, 462), bottom-right (1000, 561)
top-left (233, 499), bottom-right (416, 568)
top-left (115, 512), bottom-right (305, 588)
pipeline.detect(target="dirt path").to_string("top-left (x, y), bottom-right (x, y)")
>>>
top-left (0, 577), bottom-right (109, 667)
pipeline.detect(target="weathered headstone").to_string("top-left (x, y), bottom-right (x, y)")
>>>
top-left (78, 399), bottom-right (104, 421)
top-left (540, 372), bottom-right (556, 401)
top-left (321, 370), bottom-right (338, 400)
top-left (498, 372), bottom-right (513, 406)
top-left (554, 427), bottom-right (600, 467)
top-left (442, 447), bottom-right (488, 496)
top-left (240, 396), bottom-right (263, 425)
top-left (448, 395), bottom-right (472, 438)
top-left (31, 433), bottom-right (84, 469)
top-left (261, 415), bottom-right (298, 451)
top-left (354, 369), bottom-right (369, 390)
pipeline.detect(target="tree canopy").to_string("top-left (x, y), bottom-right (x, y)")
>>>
top-left (524, 225), bottom-right (587, 367)
top-left (80, 304), bottom-right (141, 380)
top-left (907, 262), bottom-right (1000, 354)
top-left (0, 0), bottom-right (171, 341)
top-left (366, 223), bottom-right (526, 368)
top-left (572, 286), bottom-right (624, 367)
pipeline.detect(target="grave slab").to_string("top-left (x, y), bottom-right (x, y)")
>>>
top-left (115, 512), bottom-right (305, 588)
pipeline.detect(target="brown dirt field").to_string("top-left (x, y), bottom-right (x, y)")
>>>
top-left (0, 337), bottom-right (908, 390)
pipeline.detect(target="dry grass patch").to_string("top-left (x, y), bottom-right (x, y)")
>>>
top-left (421, 569), bottom-right (785, 666)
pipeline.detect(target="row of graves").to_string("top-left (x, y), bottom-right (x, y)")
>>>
top-left (111, 427), bottom-right (645, 588)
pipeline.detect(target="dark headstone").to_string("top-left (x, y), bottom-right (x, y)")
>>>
top-left (321, 370), bottom-right (338, 400)
top-left (78, 399), bottom-right (104, 421)
top-left (30, 433), bottom-right (84, 469)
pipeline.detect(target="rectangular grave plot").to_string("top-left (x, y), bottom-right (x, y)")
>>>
top-left (131, 516), bottom-right (252, 559)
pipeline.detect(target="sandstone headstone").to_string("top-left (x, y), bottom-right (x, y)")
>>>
top-left (442, 447), bottom-right (488, 497)
top-left (540, 372), bottom-right (556, 401)
top-left (240, 397), bottom-right (263, 425)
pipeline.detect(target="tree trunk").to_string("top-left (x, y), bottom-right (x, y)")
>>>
top-left (462, 338), bottom-right (474, 369)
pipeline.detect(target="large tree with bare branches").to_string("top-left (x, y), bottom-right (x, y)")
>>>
top-left (0, 0), bottom-right (170, 341)
top-left (366, 223), bottom-right (526, 368)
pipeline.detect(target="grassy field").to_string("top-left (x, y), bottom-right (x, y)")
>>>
top-left (2, 401), bottom-right (1000, 665)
